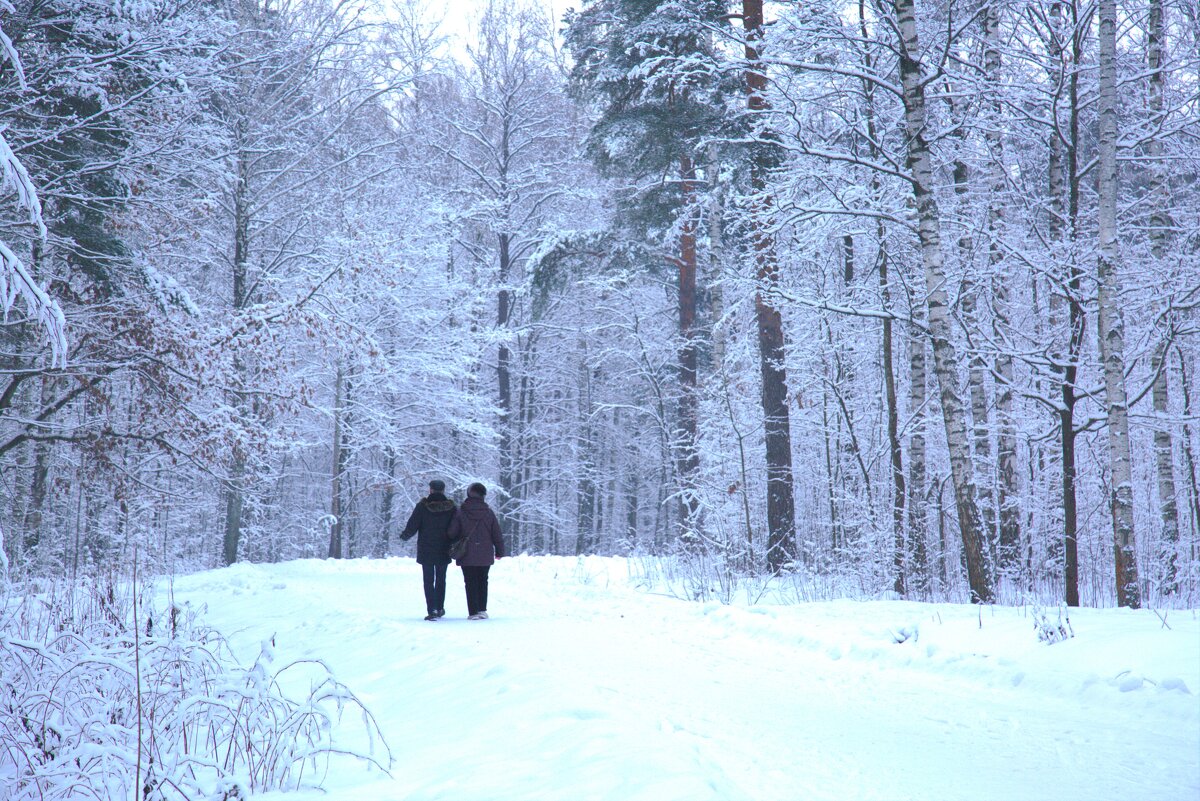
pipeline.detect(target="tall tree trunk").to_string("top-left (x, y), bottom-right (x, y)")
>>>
top-left (624, 458), bottom-right (640, 548)
top-left (946, 43), bottom-right (994, 559)
top-left (881, 242), bottom-right (907, 596)
top-left (1177, 347), bottom-right (1200, 568)
top-left (22, 443), bottom-right (50, 557)
top-left (1147, 0), bottom-right (1180, 594)
top-left (745, 0), bottom-right (797, 572)
top-left (222, 134), bottom-right (251, 567)
top-left (833, 241), bottom-right (863, 547)
top-left (1152, 349), bottom-right (1180, 595)
top-left (222, 455), bottom-right (245, 567)
top-left (1048, 0), bottom-right (1085, 606)
top-left (907, 304), bottom-right (930, 592)
top-left (984, 3), bottom-right (1021, 575)
top-left (720, 368), bottom-right (756, 565)
top-left (379, 449), bottom-right (396, 557)
top-left (707, 147), bottom-right (728, 368)
top-left (950, 152), bottom-right (996, 559)
top-left (1063, 3), bottom-right (1085, 608)
top-left (894, 0), bottom-right (993, 602)
top-left (675, 154), bottom-right (701, 536)
top-left (328, 365), bottom-right (345, 559)
top-left (858, 0), bottom-right (910, 594)
top-left (822, 384), bottom-right (843, 560)
top-left (1096, 0), bottom-right (1141, 608)
top-left (515, 357), bottom-right (536, 555)
top-left (497, 231), bottom-right (516, 543)
top-left (576, 348), bottom-right (597, 554)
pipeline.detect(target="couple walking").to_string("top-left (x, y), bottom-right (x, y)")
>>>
top-left (400, 479), bottom-right (506, 621)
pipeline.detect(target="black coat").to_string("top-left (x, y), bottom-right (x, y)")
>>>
top-left (400, 493), bottom-right (457, 565)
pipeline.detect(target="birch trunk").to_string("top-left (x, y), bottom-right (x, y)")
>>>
top-left (1096, 0), bottom-right (1141, 608)
top-left (950, 152), bottom-right (995, 554)
top-left (1147, 0), bottom-right (1180, 594)
top-left (894, 0), bottom-right (992, 602)
top-left (881, 241), bottom-right (907, 596)
top-left (1177, 348), bottom-right (1200, 565)
top-left (379, 449), bottom-right (396, 557)
top-left (1152, 344), bottom-right (1180, 593)
top-left (984, 3), bottom-right (1020, 574)
top-left (907, 304), bottom-right (930, 592)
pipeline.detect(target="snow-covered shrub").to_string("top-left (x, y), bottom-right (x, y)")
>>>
top-left (0, 575), bottom-right (390, 800)
top-left (1031, 601), bottom-right (1074, 644)
top-left (656, 544), bottom-right (740, 604)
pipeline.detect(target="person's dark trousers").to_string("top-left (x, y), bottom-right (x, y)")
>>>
top-left (422, 562), bottom-right (448, 613)
top-left (462, 565), bottom-right (490, 615)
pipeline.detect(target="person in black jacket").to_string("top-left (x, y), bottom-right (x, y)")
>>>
top-left (399, 479), bottom-right (457, 620)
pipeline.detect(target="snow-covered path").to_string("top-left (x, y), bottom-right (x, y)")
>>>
top-left (171, 557), bottom-right (1200, 801)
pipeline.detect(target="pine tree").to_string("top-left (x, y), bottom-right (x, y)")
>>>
top-left (566, 0), bottom-right (734, 540)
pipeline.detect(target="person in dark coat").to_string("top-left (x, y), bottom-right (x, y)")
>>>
top-left (400, 479), bottom-right (457, 620)
top-left (446, 482), bottom-right (505, 620)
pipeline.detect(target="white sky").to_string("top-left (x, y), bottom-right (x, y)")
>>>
top-left (409, 0), bottom-right (573, 51)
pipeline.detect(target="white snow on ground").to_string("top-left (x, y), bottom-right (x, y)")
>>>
top-left (170, 557), bottom-right (1200, 801)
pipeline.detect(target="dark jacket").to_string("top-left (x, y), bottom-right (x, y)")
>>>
top-left (447, 496), bottom-right (505, 567)
top-left (400, 493), bottom-right (457, 565)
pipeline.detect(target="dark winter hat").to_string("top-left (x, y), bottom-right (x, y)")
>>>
top-left (429, 479), bottom-right (446, 493)
top-left (468, 482), bottom-right (487, 498)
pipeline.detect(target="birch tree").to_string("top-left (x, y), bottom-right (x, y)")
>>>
top-left (1095, 0), bottom-right (1140, 608)
top-left (1145, 0), bottom-right (1180, 595)
top-left (893, 0), bottom-right (992, 602)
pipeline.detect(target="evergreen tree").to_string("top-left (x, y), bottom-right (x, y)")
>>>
top-left (565, 0), bottom-right (735, 540)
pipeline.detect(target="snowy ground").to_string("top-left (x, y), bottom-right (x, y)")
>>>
top-left (170, 557), bottom-right (1200, 801)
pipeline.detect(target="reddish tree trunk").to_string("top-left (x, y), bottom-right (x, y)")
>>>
top-left (744, 0), bottom-right (797, 572)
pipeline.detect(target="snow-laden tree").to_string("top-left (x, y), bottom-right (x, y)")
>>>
top-left (565, 0), bottom-right (737, 543)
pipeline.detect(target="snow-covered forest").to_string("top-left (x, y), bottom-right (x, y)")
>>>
top-left (3, 0), bottom-right (1199, 606)
top-left (2, 0), bottom-right (1199, 797)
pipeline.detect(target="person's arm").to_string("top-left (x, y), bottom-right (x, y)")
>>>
top-left (399, 502), bottom-right (422, 540)
top-left (490, 512), bottom-right (506, 558)
top-left (446, 511), bottom-right (462, 540)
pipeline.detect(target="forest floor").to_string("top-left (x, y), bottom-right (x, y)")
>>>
top-left (170, 556), bottom-right (1199, 801)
